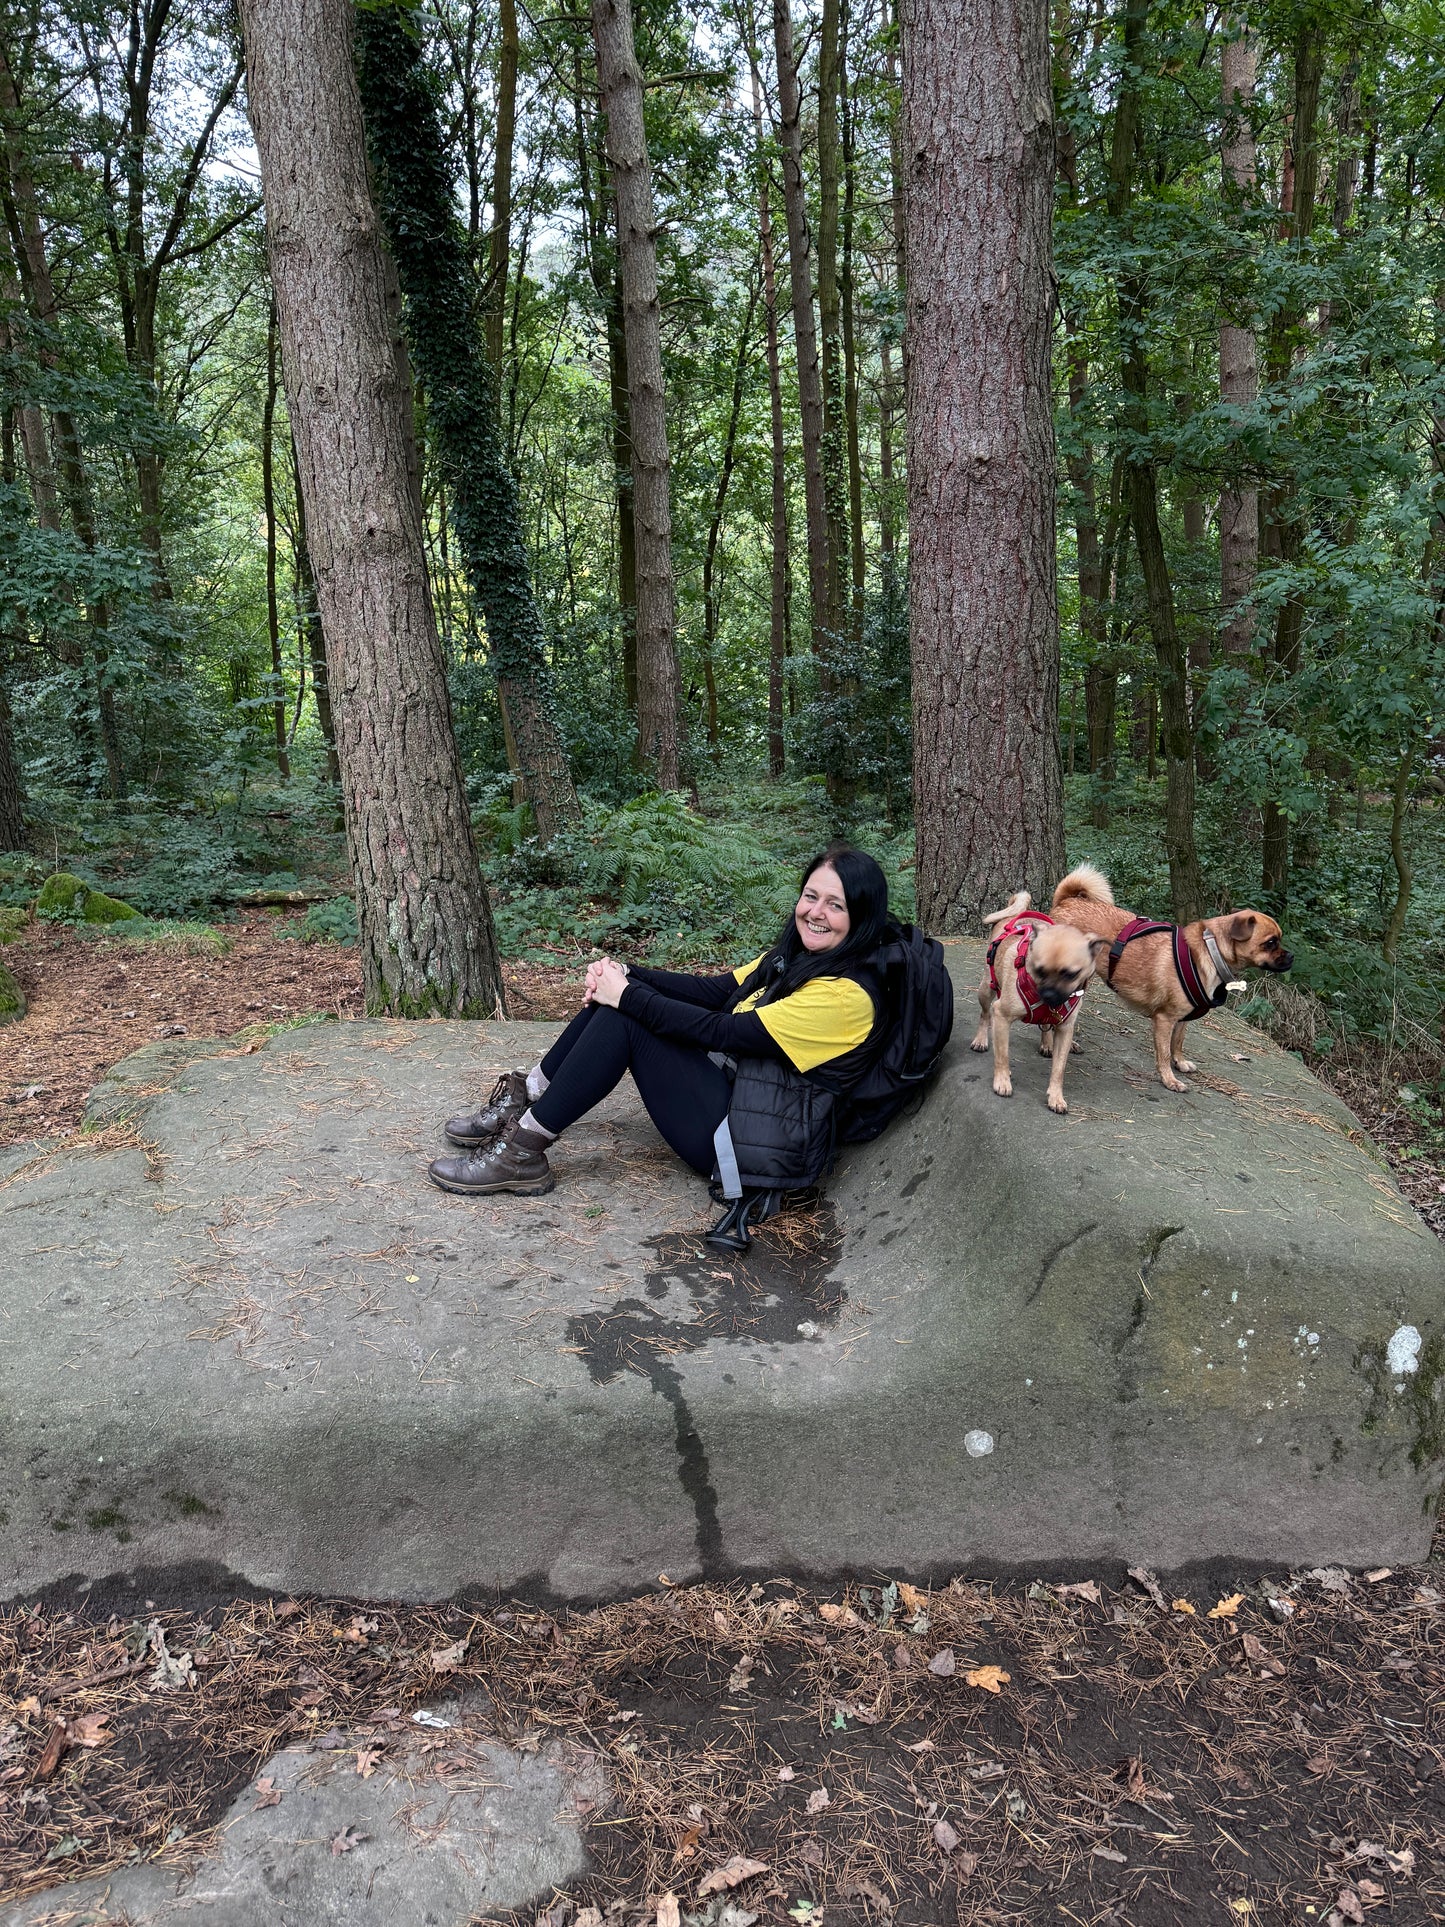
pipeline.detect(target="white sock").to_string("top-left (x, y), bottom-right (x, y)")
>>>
top-left (526, 1064), bottom-right (549, 1101)
top-left (519, 1107), bottom-right (557, 1142)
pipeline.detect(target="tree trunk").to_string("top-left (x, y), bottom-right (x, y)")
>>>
top-left (701, 271), bottom-right (759, 763)
top-left (606, 267), bottom-right (639, 716)
top-left (772, 0), bottom-right (833, 677)
top-left (0, 668), bottom-right (23, 851)
top-left (1261, 21), bottom-right (1325, 900)
top-left (240, 0), bottom-right (503, 1017)
top-left (840, 10), bottom-right (865, 632)
top-left (483, 0), bottom-right (518, 371)
top-left (291, 434), bottom-right (340, 783)
top-left (1219, 20), bottom-right (1258, 659)
top-left (356, 2), bottom-right (580, 841)
top-left (816, 0), bottom-right (849, 650)
top-left (903, 0), bottom-right (1065, 930)
top-left (591, 0), bottom-right (681, 790)
top-left (751, 42), bottom-right (788, 781)
top-left (1382, 738), bottom-right (1415, 964)
top-left (1109, 0), bottom-right (1204, 921)
top-left (261, 293), bottom-right (292, 779)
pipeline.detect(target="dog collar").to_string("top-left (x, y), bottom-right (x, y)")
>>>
top-left (1202, 930), bottom-right (1246, 995)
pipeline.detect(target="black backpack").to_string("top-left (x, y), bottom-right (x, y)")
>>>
top-left (824, 921), bottom-right (955, 1144)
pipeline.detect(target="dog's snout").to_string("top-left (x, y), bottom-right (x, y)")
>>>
top-left (1271, 949), bottom-right (1294, 972)
top-left (1040, 986), bottom-right (1068, 1006)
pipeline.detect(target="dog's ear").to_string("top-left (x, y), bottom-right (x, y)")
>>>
top-left (1085, 933), bottom-right (1107, 958)
top-left (1225, 912), bottom-right (1257, 944)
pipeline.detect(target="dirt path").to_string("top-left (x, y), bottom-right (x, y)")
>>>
top-left (1, 1572), bottom-right (1440, 1921)
top-left (0, 921), bottom-right (583, 1148)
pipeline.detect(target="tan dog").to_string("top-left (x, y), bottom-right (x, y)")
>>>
top-left (1050, 864), bottom-right (1292, 1092)
top-left (971, 891), bottom-right (1105, 1114)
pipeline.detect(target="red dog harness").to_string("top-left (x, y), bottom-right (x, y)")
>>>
top-left (987, 910), bottom-right (1084, 1030)
top-left (1105, 917), bottom-right (1227, 1022)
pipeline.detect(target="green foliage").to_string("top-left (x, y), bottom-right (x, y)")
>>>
top-left (0, 907), bottom-right (26, 942)
top-left (0, 959), bottom-right (25, 1023)
top-left (34, 871), bottom-right (136, 923)
top-left (280, 897), bottom-right (360, 947)
top-left (93, 917), bottom-right (232, 958)
top-left (489, 784), bottom-right (915, 964)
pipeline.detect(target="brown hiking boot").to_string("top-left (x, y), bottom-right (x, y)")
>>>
top-left (428, 1117), bottom-right (555, 1197)
top-left (444, 1070), bottom-right (529, 1148)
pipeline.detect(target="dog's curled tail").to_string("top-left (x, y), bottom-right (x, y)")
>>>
top-left (982, 889), bottom-right (1032, 931)
top-left (1052, 863), bottom-right (1114, 909)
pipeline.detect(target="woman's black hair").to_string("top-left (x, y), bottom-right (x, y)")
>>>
top-left (736, 842), bottom-right (893, 1007)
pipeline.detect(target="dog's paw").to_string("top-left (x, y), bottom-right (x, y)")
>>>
top-left (969, 1034), bottom-right (989, 1053)
top-left (992, 1075), bottom-right (1013, 1098)
top-left (1160, 1073), bottom-right (1190, 1093)
top-left (1047, 1091), bottom-right (1069, 1114)
top-left (1037, 1034), bottom-right (1053, 1056)
top-left (1173, 1057), bottom-right (1196, 1075)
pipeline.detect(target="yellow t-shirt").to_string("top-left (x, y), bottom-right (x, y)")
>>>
top-left (731, 956), bottom-right (875, 1074)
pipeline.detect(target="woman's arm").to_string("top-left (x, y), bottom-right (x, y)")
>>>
top-left (616, 978), bottom-right (786, 1059)
top-left (625, 965), bottom-right (740, 1007)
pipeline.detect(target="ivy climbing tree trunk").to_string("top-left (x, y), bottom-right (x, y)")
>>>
top-left (591, 0), bottom-right (681, 789)
top-left (483, 0), bottom-right (518, 371)
top-left (355, 1), bottom-right (580, 840)
top-left (240, 0), bottom-right (503, 1017)
top-left (902, 0), bottom-right (1065, 930)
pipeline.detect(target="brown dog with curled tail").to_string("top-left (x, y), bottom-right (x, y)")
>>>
top-left (1049, 865), bottom-right (1292, 1093)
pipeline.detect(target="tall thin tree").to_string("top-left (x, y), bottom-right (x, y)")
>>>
top-left (591, 0), bottom-right (682, 789)
top-left (239, 0), bottom-right (503, 1016)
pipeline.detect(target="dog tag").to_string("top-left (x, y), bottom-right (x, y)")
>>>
top-left (1225, 979), bottom-right (1248, 994)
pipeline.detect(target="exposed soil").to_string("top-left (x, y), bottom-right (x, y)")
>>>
top-left (1, 1570), bottom-right (1440, 1922)
top-left (0, 920), bottom-right (584, 1148)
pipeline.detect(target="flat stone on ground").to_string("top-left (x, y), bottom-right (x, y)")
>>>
top-left (1, 1717), bottom-right (601, 1926)
top-left (0, 944), bottom-right (1440, 1599)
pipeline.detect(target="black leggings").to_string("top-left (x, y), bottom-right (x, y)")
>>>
top-left (530, 1003), bottom-right (731, 1176)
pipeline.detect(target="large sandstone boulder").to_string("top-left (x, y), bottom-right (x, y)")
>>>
top-left (0, 945), bottom-right (1439, 1602)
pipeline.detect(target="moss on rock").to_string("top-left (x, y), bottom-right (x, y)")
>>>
top-left (0, 959), bottom-right (25, 1023)
top-left (35, 871), bottom-right (137, 924)
top-left (0, 906), bottom-right (25, 943)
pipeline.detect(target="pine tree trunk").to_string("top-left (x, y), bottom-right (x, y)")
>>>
top-left (751, 45), bottom-right (789, 781)
top-left (816, 0), bottom-right (849, 650)
top-left (902, 0), bottom-right (1065, 930)
top-left (772, 0), bottom-right (834, 678)
top-left (1109, 0), bottom-right (1204, 921)
top-left (840, 10), bottom-right (865, 632)
top-left (261, 295), bottom-right (292, 779)
top-left (291, 434), bottom-right (340, 784)
top-left (591, 0), bottom-right (681, 790)
top-left (483, 0), bottom-right (518, 371)
top-left (1261, 22), bottom-right (1325, 900)
top-left (240, 0), bottom-right (503, 1017)
top-left (606, 267), bottom-right (639, 717)
top-left (1219, 21), bottom-right (1259, 659)
top-left (701, 274), bottom-right (759, 764)
top-left (356, 2), bottom-right (580, 841)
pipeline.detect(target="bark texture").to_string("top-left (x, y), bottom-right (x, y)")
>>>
top-left (354, 3), bottom-right (580, 839)
top-left (239, 0), bottom-right (502, 1017)
top-left (1219, 22), bottom-right (1258, 658)
top-left (483, 0), bottom-right (518, 371)
top-left (591, 0), bottom-right (681, 789)
top-left (751, 50), bottom-right (789, 781)
top-left (902, 0), bottom-right (1065, 931)
top-left (772, 0), bottom-right (834, 674)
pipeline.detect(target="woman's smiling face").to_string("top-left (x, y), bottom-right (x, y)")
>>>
top-left (794, 862), bottom-right (851, 954)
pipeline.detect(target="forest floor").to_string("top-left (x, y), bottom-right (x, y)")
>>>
top-left (3, 914), bottom-right (1442, 1239)
top-left (1, 1568), bottom-right (1441, 1923)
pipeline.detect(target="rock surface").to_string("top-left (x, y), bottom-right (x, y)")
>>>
top-left (1, 1717), bottom-right (600, 1926)
top-left (0, 944), bottom-right (1440, 1600)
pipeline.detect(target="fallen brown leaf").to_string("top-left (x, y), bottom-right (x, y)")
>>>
top-left (1241, 1631), bottom-right (1285, 1676)
top-left (430, 1636), bottom-right (469, 1674)
top-left (806, 1788), bottom-right (830, 1814)
top-left (1055, 1581), bottom-right (1102, 1605)
top-left (1128, 1566), bottom-right (1167, 1610)
top-left (964, 1665), bottom-right (1010, 1694)
top-left (697, 1856), bottom-right (768, 1899)
top-left (1209, 1593), bottom-right (1246, 1621)
top-left (34, 1721), bottom-right (67, 1781)
top-left (254, 1776), bottom-right (282, 1810)
top-left (355, 1747), bottom-right (383, 1779)
top-left (927, 1648), bottom-right (956, 1677)
top-left (897, 1582), bottom-right (926, 1616)
top-left (817, 1603), bottom-right (863, 1628)
top-left (65, 1713), bottom-right (110, 1749)
top-left (330, 1824), bottom-right (367, 1855)
top-left (656, 1890), bottom-right (682, 1927)
top-left (1171, 1598), bottom-right (1196, 1616)
top-left (932, 1817), bottom-right (960, 1853)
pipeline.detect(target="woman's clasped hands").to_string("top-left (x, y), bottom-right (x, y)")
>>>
top-left (583, 956), bottom-right (630, 1009)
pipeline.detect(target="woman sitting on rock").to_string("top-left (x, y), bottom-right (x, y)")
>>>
top-left (428, 843), bottom-right (891, 1199)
